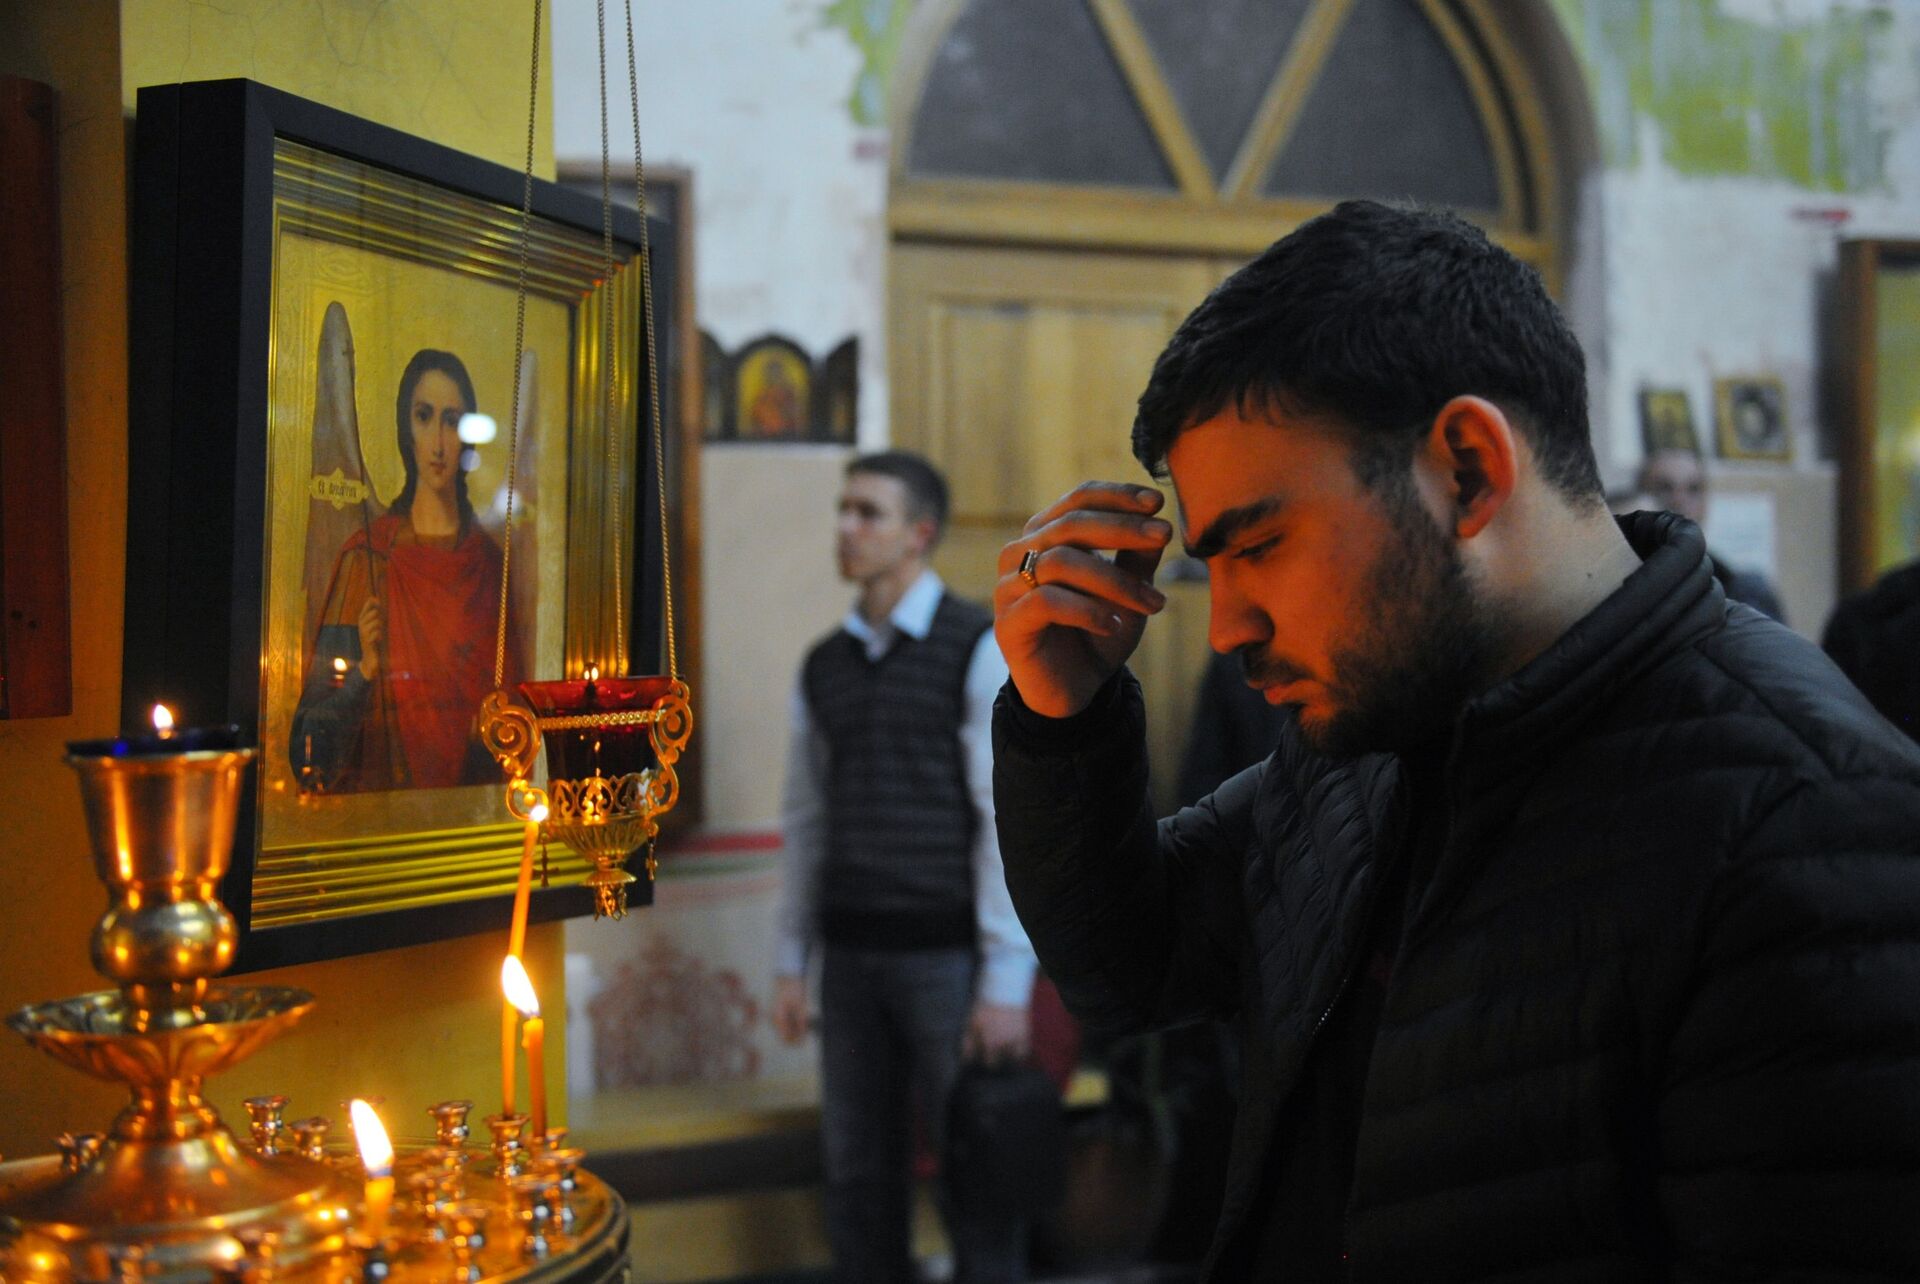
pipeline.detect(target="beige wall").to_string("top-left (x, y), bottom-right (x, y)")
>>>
top-left (0, 0), bottom-right (569, 1159)
top-left (697, 447), bottom-right (852, 825)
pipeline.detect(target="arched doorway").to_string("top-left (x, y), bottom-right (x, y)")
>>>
top-left (889, 0), bottom-right (1576, 797)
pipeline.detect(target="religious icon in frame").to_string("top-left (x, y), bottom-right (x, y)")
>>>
top-left (818, 337), bottom-right (860, 445)
top-left (124, 81), bottom-right (662, 969)
top-left (1638, 387), bottom-right (1699, 457)
top-left (732, 335), bottom-right (813, 441)
top-left (1714, 376), bottom-right (1792, 462)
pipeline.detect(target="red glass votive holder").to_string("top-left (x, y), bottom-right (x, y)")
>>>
top-left (516, 676), bottom-right (675, 782)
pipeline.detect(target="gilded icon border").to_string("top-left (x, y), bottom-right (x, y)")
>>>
top-left (1713, 376), bottom-right (1792, 464)
top-left (125, 80), bottom-right (662, 969)
top-left (1837, 239), bottom-right (1920, 593)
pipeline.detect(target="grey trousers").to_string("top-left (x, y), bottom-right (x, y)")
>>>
top-left (819, 944), bottom-right (1027, 1284)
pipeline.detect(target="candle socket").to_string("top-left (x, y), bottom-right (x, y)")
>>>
top-left (401, 1169), bottom-right (443, 1223)
top-left (57, 1131), bottom-right (105, 1173)
top-left (428, 1099), bottom-right (474, 1151)
top-left (244, 1095), bottom-right (289, 1155)
top-left (231, 1227), bottom-right (280, 1282)
top-left (507, 1171), bottom-right (560, 1258)
top-left (537, 1145), bottom-right (586, 1199)
top-left (485, 1112), bottom-right (530, 1175)
top-left (356, 1239), bottom-right (390, 1284)
top-left (290, 1116), bottom-right (331, 1163)
top-left (436, 1199), bottom-right (492, 1283)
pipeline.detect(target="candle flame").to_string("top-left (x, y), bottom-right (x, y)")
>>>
top-left (584, 664), bottom-right (600, 682)
top-left (501, 954), bottom-right (541, 1018)
top-left (332, 657), bottom-right (348, 674)
top-left (530, 801), bottom-right (549, 824)
top-left (348, 1099), bottom-right (393, 1176)
top-left (151, 704), bottom-right (175, 733)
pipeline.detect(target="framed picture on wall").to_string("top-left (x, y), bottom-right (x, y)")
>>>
top-left (1713, 376), bottom-right (1791, 463)
top-left (125, 79), bottom-right (663, 970)
top-left (1838, 239), bottom-right (1920, 593)
top-left (731, 334), bottom-right (814, 441)
top-left (1638, 387), bottom-right (1699, 456)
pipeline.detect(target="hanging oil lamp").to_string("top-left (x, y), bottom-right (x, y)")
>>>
top-left (477, 0), bottom-right (691, 919)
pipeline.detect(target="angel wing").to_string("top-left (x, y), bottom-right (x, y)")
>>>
top-left (480, 348), bottom-right (540, 684)
top-left (299, 302), bottom-right (385, 677)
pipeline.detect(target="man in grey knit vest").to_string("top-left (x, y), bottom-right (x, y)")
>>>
top-left (774, 450), bottom-right (1038, 1283)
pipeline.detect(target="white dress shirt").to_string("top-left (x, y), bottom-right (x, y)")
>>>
top-left (775, 569), bottom-right (1037, 1007)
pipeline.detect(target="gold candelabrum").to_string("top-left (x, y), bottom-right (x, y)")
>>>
top-left (0, 737), bottom-right (628, 1281)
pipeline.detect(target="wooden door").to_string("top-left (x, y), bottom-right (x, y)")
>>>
top-left (891, 242), bottom-right (1227, 806)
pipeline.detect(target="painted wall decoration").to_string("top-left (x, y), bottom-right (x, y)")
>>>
top-left (1551, 0), bottom-right (1892, 191)
top-left (704, 330), bottom-right (860, 445)
top-left (821, 0), bottom-right (916, 126)
top-left (1714, 376), bottom-right (1791, 463)
top-left (586, 931), bottom-right (762, 1088)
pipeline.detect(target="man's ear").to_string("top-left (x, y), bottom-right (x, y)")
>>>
top-left (1420, 395), bottom-right (1518, 540)
top-left (911, 515), bottom-right (940, 557)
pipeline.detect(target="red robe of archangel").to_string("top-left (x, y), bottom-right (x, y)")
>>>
top-left (319, 513), bottom-right (522, 791)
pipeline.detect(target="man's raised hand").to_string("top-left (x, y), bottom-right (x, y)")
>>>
top-left (993, 481), bottom-right (1171, 719)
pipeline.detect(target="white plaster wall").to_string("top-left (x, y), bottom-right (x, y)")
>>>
top-left (1580, 9), bottom-right (1920, 635)
top-left (550, 0), bottom-right (889, 448)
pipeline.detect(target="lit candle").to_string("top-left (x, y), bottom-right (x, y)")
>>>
top-left (507, 801), bottom-right (549, 962)
top-left (331, 656), bottom-right (349, 686)
top-left (502, 955), bottom-right (546, 1141)
top-left (501, 799), bottom-right (548, 1122)
top-left (348, 1099), bottom-right (394, 1246)
top-left (65, 703), bottom-right (243, 759)
top-left (500, 956), bottom-right (519, 1118)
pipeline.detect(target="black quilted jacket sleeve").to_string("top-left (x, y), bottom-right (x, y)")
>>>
top-left (991, 671), bottom-right (1249, 1036)
top-left (1660, 767), bottom-right (1920, 1278)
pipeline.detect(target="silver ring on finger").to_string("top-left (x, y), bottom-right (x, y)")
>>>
top-left (1018, 547), bottom-right (1042, 588)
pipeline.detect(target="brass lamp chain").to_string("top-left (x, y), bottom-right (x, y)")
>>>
top-left (495, 0), bottom-right (543, 690)
top-left (625, 0), bottom-right (679, 684)
top-left (494, 0), bottom-right (680, 685)
top-left (596, 0), bottom-right (624, 668)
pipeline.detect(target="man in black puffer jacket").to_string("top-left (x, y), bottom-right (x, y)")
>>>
top-left (988, 201), bottom-right (1920, 1280)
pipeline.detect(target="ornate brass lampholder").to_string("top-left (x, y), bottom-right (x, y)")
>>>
top-left (0, 728), bottom-right (629, 1280)
top-left (476, 0), bottom-right (692, 920)
top-left (480, 671), bottom-right (691, 920)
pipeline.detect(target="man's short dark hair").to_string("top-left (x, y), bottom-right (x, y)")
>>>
top-left (848, 450), bottom-right (951, 539)
top-left (1132, 200), bottom-right (1602, 503)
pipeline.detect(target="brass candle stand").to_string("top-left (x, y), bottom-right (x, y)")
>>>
top-left (0, 740), bottom-right (355, 1278)
top-left (0, 741), bottom-right (629, 1281)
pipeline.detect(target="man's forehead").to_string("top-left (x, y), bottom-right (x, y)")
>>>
top-left (1166, 412), bottom-right (1333, 531)
top-left (840, 471), bottom-right (909, 509)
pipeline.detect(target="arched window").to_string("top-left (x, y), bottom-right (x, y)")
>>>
top-left (892, 0), bottom-right (1556, 271)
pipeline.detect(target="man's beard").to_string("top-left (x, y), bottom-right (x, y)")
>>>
top-left (1242, 490), bottom-right (1499, 760)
